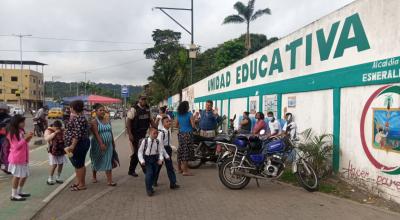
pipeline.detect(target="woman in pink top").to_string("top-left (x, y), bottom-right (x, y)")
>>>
top-left (253, 112), bottom-right (267, 135)
top-left (7, 115), bottom-right (33, 201)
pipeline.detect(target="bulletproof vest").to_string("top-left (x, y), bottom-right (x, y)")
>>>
top-left (131, 105), bottom-right (150, 135)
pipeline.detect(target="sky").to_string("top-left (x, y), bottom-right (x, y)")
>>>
top-left (0, 0), bottom-right (355, 86)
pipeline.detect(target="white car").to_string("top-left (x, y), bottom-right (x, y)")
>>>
top-left (10, 106), bottom-right (24, 116)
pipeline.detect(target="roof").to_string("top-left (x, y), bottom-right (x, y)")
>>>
top-left (0, 60), bottom-right (47, 66)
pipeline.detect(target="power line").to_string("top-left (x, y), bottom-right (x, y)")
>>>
top-left (0, 48), bottom-right (145, 53)
top-left (0, 34), bottom-right (153, 45)
top-left (59, 58), bottom-right (148, 76)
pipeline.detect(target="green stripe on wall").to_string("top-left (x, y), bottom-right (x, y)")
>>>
top-left (247, 97), bottom-right (250, 112)
top-left (259, 95), bottom-right (263, 112)
top-left (277, 94), bottom-right (282, 119)
top-left (333, 88), bottom-right (341, 173)
top-left (194, 56), bottom-right (400, 102)
top-left (227, 99), bottom-right (231, 128)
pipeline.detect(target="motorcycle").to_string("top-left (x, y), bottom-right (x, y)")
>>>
top-left (33, 118), bottom-right (46, 137)
top-left (188, 115), bottom-right (237, 169)
top-left (218, 131), bottom-right (319, 192)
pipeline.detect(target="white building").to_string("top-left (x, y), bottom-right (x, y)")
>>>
top-left (167, 0), bottom-right (400, 202)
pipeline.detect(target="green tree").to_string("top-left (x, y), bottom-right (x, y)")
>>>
top-left (144, 29), bottom-right (190, 105)
top-left (223, 0), bottom-right (271, 55)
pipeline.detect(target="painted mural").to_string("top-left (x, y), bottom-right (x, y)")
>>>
top-left (361, 85), bottom-right (400, 175)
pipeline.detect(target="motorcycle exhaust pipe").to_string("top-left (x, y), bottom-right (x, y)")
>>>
top-left (233, 170), bottom-right (268, 180)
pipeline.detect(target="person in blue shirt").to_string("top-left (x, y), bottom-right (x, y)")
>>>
top-left (176, 101), bottom-right (195, 176)
top-left (196, 100), bottom-right (219, 138)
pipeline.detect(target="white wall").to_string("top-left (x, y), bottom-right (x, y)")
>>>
top-left (230, 98), bottom-right (247, 129)
top-left (282, 90), bottom-right (333, 134)
top-left (340, 84), bottom-right (400, 202)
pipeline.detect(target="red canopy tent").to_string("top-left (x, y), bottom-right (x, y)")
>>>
top-left (87, 95), bottom-right (122, 104)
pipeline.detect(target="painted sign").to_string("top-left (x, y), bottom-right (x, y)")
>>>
top-left (360, 85), bottom-right (400, 175)
top-left (207, 13), bottom-right (370, 92)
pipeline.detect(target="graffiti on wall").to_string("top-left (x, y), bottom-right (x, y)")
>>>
top-left (360, 85), bottom-right (400, 175)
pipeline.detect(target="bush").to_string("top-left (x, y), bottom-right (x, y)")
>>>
top-left (297, 128), bottom-right (333, 178)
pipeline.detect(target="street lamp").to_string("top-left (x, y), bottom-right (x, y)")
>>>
top-left (13, 34), bottom-right (32, 108)
top-left (153, 0), bottom-right (195, 84)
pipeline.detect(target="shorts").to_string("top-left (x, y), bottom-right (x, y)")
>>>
top-left (69, 138), bottom-right (90, 169)
top-left (8, 163), bottom-right (30, 178)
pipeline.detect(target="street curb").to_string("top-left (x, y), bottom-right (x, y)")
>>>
top-left (30, 129), bottom-right (126, 220)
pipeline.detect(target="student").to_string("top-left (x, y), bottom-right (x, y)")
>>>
top-left (44, 120), bottom-right (67, 185)
top-left (138, 127), bottom-right (165, 196)
top-left (7, 115), bottom-right (33, 201)
top-left (154, 117), bottom-right (180, 189)
top-left (267, 112), bottom-right (280, 136)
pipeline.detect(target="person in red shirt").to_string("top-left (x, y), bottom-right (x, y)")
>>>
top-left (252, 112), bottom-right (266, 135)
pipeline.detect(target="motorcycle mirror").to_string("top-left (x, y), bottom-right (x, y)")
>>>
top-left (260, 129), bottom-right (266, 135)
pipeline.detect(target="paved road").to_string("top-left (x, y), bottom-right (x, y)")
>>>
top-left (33, 132), bottom-right (400, 220)
top-left (0, 119), bottom-right (126, 220)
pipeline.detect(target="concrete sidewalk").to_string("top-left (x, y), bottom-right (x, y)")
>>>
top-left (33, 133), bottom-right (400, 220)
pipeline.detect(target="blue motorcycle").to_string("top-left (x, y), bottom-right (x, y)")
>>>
top-left (217, 132), bottom-right (319, 192)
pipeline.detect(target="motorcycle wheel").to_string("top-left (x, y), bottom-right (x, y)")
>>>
top-left (218, 158), bottom-right (250, 190)
top-left (188, 143), bottom-right (203, 169)
top-left (34, 125), bottom-right (43, 137)
top-left (295, 160), bottom-right (319, 192)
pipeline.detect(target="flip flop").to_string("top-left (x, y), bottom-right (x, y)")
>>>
top-left (108, 182), bottom-right (117, 187)
top-left (182, 173), bottom-right (194, 176)
top-left (92, 179), bottom-right (98, 183)
top-left (70, 186), bottom-right (87, 191)
top-left (69, 184), bottom-right (78, 188)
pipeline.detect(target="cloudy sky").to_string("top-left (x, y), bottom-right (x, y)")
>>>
top-left (0, 0), bottom-right (354, 86)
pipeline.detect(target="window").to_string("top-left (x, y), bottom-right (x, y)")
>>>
top-left (11, 89), bottom-right (18, 94)
top-left (11, 76), bottom-right (18, 82)
top-left (33, 79), bottom-right (36, 83)
top-left (0, 76), bottom-right (2, 81)
top-left (33, 90), bottom-right (36, 95)
top-left (0, 89), bottom-right (2, 94)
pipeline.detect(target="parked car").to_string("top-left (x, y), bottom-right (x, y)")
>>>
top-left (48, 107), bottom-right (63, 119)
top-left (9, 106), bottom-right (24, 116)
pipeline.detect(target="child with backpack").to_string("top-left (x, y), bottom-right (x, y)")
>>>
top-left (153, 116), bottom-right (179, 189)
top-left (44, 120), bottom-right (67, 185)
top-left (138, 127), bottom-right (166, 197)
top-left (7, 115), bottom-right (33, 201)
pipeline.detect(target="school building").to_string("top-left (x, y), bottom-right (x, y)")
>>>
top-left (165, 0), bottom-right (400, 202)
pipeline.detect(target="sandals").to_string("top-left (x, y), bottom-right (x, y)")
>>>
top-left (182, 172), bottom-right (194, 176)
top-left (70, 186), bottom-right (87, 191)
top-left (70, 183), bottom-right (79, 188)
top-left (92, 179), bottom-right (98, 183)
top-left (108, 182), bottom-right (117, 187)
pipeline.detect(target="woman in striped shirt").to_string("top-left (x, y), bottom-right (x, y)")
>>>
top-left (90, 103), bottom-right (116, 186)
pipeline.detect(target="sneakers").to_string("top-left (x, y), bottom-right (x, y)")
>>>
top-left (47, 177), bottom-right (56, 185)
top-left (56, 176), bottom-right (64, 184)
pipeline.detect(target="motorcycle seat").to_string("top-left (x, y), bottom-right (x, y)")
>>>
top-left (203, 141), bottom-right (216, 149)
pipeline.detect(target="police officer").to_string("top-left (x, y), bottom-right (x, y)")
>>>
top-left (126, 95), bottom-right (157, 177)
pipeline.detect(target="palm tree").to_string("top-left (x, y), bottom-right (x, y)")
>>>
top-left (223, 0), bottom-right (271, 55)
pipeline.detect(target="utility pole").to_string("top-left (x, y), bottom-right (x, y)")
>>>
top-left (154, 0), bottom-right (195, 84)
top-left (13, 34), bottom-right (32, 108)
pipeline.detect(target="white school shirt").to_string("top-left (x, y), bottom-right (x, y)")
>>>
top-left (158, 128), bottom-right (171, 160)
top-left (138, 137), bottom-right (165, 164)
top-left (282, 121), bottom-right (297, 140)
top-left (156, 114), bottom-right (171, 130)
